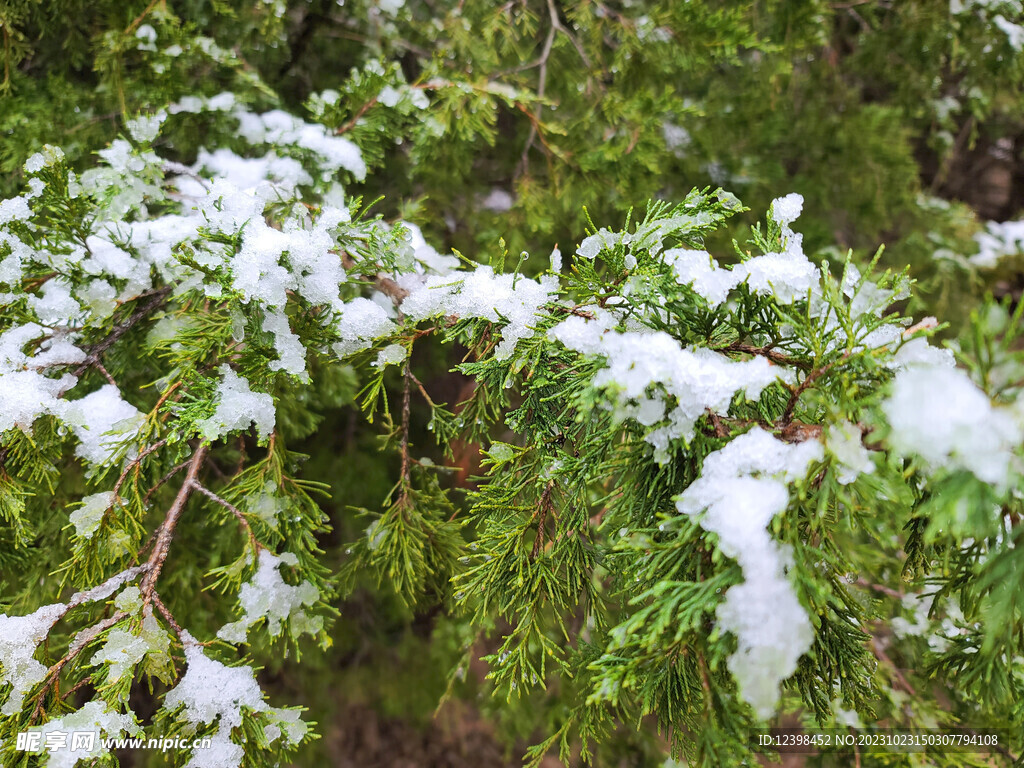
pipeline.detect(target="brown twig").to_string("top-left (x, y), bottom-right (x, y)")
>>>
top-left (339, 251), bottom-right (410, 303)
top-left (717, 341), bottom-right (811, 370)
top-left (150, 591), bottom-right (184, 638)
top-left (112, 438), bottom-right (168, 496)
top-left (192, 480), bottom-right (261, 555)
top-left (29, 611), bottom-right (128, 722)
top-left (124, 0), bottom-right (163, 35)
top-left (139, 443), bottom-right (208, 600)
top-left (855, 577), bottom-right (904, 601)
top-left (530, 481), bottom-right (556, 559)
top-left (142, 459), bottom-right (189, 508)
top-left (69, 287), bottom-right (172, 383)
top-left (868, 637), bottom-right (916, 696)
top-left (518, 0), bottom-right (559, 174)
top-left (336, 97), bottom-right (379, 135)
top-left (398, 360), bottom-right (413, 493)
top-left (781, 353), bottom-right (850, 426)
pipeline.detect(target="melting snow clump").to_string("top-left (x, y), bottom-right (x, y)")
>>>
top-left (197, 366), bottom-right (276, 442)
top-left (217, 550), bottom-right (321, 644)
top-left (675, 427), bottom-right (822, 718)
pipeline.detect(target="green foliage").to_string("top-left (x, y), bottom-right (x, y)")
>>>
top-left (2, 2), bottom-right (1024, 767)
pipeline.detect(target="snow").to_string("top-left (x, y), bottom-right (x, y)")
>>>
top-left (164, 634), bottom-right (266, 768)
top-left (115, 586), bottom-right (143, 613)
top-left (662, 121), bottom-right (691, 154)
top-left (78, 278), bottom-right (118, 319)
top-left (549, 247), bottom-right (562, 273)
top-left (576, 228), bottom-right (621, 260)
top-left (332, 297), bottom-right (397, 357)
top-left (126, 111), bottom-right (167, 143)
top-left (89, 613), bottom-right (169, 683)
top-left (882, 365), bottom-right (1021, 487)
top-left (676, 427), bottom-right (822, 717)
top-left (247, 481), bottom-right (285, 529)
top-left (0, 370), bottom-right (72, 432)
top-left (662, 248), bottom-right (740, 308)
top-left (24, 146), bottom-right (65, 174)
top-left (231, 223), bottom-right (296, 308)
top-left (232, 108), bottom-right (366, 181)
top-left (481, 188), bottom-right (514, 212)
top-left (0, 323), bottom-right (80, 433)
top-left (197, 366), bottom-right (276, 442)
top-left (89, 630), bottom-right (144, 684)
top-left (993, 14), bottom-right (1024, 49)
top-left (548, 313), bottom-right (790, 462)
top-left (29, 278), bottom-right (82, 325)
top-left (826, 420), bottom-right (874, 485)
top-left (0, 196), bottom-right (32, 225)
top-left (0, 603), bottom-right (67, 715)
top-left (373, 343), bottom-right (407, 369)
top-left (29, 701), bottom-right (139, 767)
top-left (65, 385), bottom-right (145, 467)
top-left (770, 193), bottom-right (804, 227)
top-left (216, 550), bottom-right (321, 644)
top-left (970, 219), bottom-right (1024, 268)
top-left (736, 251), bottom-right (818, 303)
top-left (195, 149), bottom-right (313, 194)
top-left (262, 309), bottom-right (307, 376)
top-left (164, 632), bottom-right (307, 768)
top-left (893, 335), bottom-right (955, 368)
top-left (70, 492), bottom-right (115, 539)
top-left (397, 221), bottom-right (459, 276)
top-left (401, 266), bottom-right (557, 360)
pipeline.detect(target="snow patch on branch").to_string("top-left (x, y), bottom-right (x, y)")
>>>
top-left (197, 366), bottom-right (276, 442)
top-left (0, 603), bottom-right (67, 716)
top-left (65, 385), bottom-right (145, 467)
top-left (0, 323), bottom-right (81, 433)
top-left (549, 313), bottom-right (790, 462)
top-left (164, 633), bottom-right (306, 768)
top-left (217, 550), bottom-right (321, 645)
top-left (882, 365), bottom-right (1021, 487)
top-left (402, 266), bottom-right (558, 360)
top-left (29, 701), bottom-right (140, 767)
top-left (676, 428), bottom-right (822, 718)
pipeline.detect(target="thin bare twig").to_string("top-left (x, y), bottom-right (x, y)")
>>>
top-left (399, 360), bottom-right (413, 492)
top-left (192, 480), bottom-right (261, 555)
top-left (29, 611), bottom-right (128, 722)
top-left (139, 443), bottom-right (208, 600)
top-left (530, 481), bottom-right (556, 559)
top-left (69, 287), bottom-right (172, 383)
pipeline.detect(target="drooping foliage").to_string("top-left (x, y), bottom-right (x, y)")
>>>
top-left (1, 2), bottom-right (1024, 768)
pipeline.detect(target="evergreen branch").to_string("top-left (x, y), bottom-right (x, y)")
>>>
top-left (24, 565), bottom-right (151, 721)
top-left (780, 352), bottom-right (851, 426)
top-left (112, 438), bottom-right (168, 496)
top-left (29, 611), bottom-right (129, 723)
top-left (192, 480), bottom-right (262, 556)
top-left (70, 286), bottom-right (173, 381)
top-left (716, 341), bottom-right (810, 370)
top-left (530, 481), bottom-right (556, 559)
top-left (139, 443), bottom-right (208, 602)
